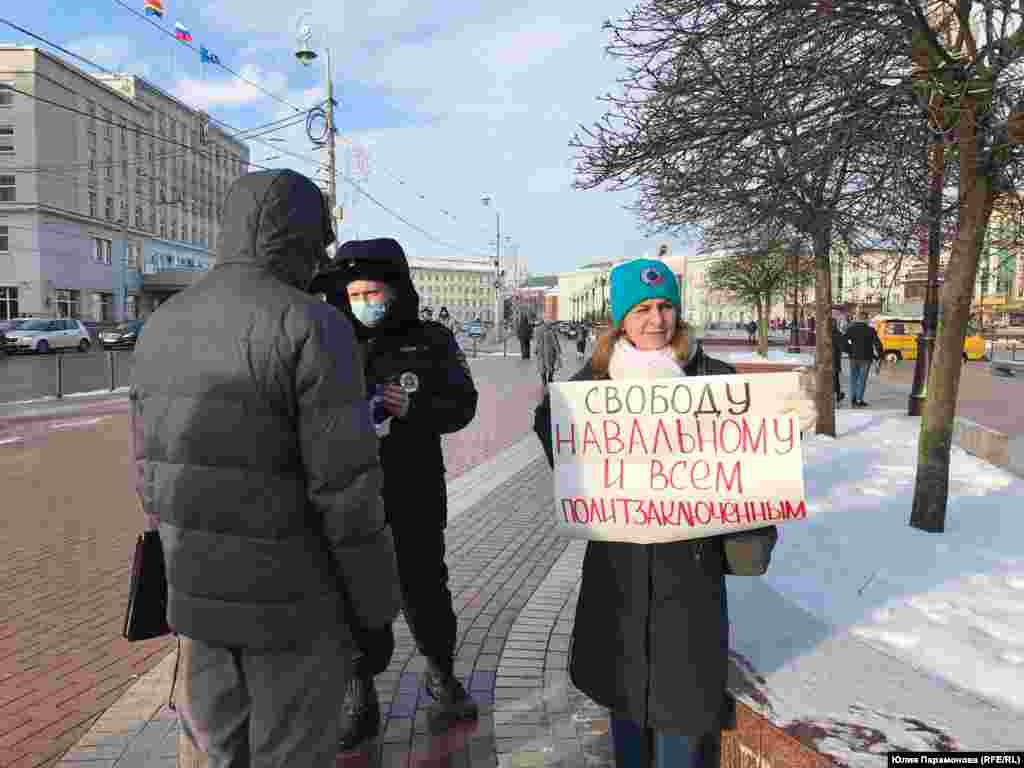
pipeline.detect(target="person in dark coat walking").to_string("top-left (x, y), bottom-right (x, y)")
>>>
top-left (517, 312), bottom-right (534, 359)
top-left (533, 259), bottom-right (795, 768)
top-left (576, 322), bottom-right (589, 360)
top-left (131, 170), bottom-right (402, 767)
top-left (309, 238), bottom-right (480, 750)
top-left (831, 319), bottom-right (846, 405)
top-left (843, 312), bottom-right (884, 407)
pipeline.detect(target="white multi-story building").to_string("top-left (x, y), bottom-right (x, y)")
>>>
top-left (408, 257), bottom-right (495, 322)
top-left (0, 46), bottom-right (248, 323)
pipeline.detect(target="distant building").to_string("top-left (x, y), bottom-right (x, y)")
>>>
top-left (0, 46), bottom-right (249, 322)
top-left (407, 257), bottom-right (494, 322)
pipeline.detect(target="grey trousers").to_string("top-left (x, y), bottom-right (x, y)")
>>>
top-left (175, 629), bottom-right (353, 768)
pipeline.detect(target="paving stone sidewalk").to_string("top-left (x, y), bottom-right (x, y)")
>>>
top-left (55, 436), bottom-right (616, 768)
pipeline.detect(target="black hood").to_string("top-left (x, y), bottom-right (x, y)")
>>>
top-left (308, 238), bottom-right (420, 340)
top-left (215, 169), bottom-right (334, 290)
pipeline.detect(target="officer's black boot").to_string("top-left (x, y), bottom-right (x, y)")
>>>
top-left (339, 671), bottom-right (380, 751)
top-left (423, 660), bottom-right (478, 727)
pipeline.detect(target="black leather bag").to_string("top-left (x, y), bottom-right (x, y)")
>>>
top-left (123, 530), bottom-right (172, 641)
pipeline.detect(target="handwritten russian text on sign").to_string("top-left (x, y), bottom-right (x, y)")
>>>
top-left (548, 372), bottom-right (808, 544)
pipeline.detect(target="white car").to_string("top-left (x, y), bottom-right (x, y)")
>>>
top-left (2, 318), bottom-right (92, 354)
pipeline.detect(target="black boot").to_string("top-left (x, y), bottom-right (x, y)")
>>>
top-left (338, 672), bottom-right (380, 751)
top-left (423, 662), bottom-right (478, 727)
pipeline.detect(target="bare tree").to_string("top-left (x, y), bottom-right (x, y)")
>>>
top-left (571, 1), bottom-right (925, 438)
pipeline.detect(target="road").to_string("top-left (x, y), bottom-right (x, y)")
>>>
top-left (0, 355), bottom-right (548, 768)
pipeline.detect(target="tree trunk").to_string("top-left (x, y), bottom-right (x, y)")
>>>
top-left (812, 230), bottom-right (836, 437)
top-left (911, 100), bottom-right (994, 532)
top-left (759, 291), bottom-right (771, 357)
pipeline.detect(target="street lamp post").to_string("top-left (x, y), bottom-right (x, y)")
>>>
top-left (481, 195), bottom-right (502, 340)
top-left (296, 17), bottom-right (338, 226)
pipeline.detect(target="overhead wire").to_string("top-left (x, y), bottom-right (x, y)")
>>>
top-left (107, 0), bottom-right (305, 114)
top-left (94, 7), bottom-right (503, 245)
top-left (1, 20), bottom-right (497, 259)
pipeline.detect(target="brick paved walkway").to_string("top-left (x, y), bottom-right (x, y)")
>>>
top-left (55, 437), bottom-right (619, 768)
top-left (0, 356), bottom-right (547, 768)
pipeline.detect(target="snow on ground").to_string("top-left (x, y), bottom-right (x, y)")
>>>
top-left (727, 409), bottom-right (1024, 761)
top-left (717, 349), bottom-right (815, 366)
top-left (1, 386), bottom-right (130, 407)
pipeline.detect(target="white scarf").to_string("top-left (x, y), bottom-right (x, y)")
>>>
top-left (608, 339), bottom-right (685, 380)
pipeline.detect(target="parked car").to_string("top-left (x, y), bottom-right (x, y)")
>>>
top-left (0, 318), bottom-right (33, 356)
top-left (463, 320), bottom-right (485, 338)
top-left (871, 315), bottom-right (987, 362)
top-left (1, 318), bottom-right (92, 354)
top-left (99, 319), bottom-right (145, 350)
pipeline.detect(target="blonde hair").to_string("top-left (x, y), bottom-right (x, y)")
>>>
top-left (590, 319), bottom-right (691, 377)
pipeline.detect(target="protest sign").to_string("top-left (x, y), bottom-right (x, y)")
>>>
top-left (547, 372), bottom-right (808, 544)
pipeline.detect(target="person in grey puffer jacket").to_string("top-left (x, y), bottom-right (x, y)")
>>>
top-left (130, 169), bottom-right (401, 767)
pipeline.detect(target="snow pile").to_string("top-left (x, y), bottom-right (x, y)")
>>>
top-left (718, 350), bottom-right (815, 366)
top-left (728, 410), bottom-right (1024, 761)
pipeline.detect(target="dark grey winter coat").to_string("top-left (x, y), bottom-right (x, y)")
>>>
top-left (533, 342), bottom-right (779, 738)
top-left (130, 169), bottom-right (401, 651)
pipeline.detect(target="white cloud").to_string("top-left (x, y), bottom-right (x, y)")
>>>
top-left (67, 35), bottom-right (156, 79)
top-left (182, 1), bottom-right (695, 273)
top-left (172, 65), bottom-right (288, 110)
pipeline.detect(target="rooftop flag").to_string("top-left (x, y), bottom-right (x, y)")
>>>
top-left (174, 23), bottom-right (192, 43)
top-left (199, 46), bottom-right (220, 65)
top-left (143, 0), bottom-right (164, 18)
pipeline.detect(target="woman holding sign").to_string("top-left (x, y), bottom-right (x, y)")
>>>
top-left (533, 259), bottom-right (790, 768)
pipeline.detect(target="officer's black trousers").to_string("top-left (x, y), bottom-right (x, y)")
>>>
top-left (520, 338), bottom-right (531, 359)
top-left (350, 512), bottom-right (457, 679)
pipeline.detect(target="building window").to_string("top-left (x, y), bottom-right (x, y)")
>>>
top-left (93, 292), bottom-right (113, 322)
top-left (55, 289), bottom-right (80, 319)
top-left (104, 196), bottom-right (114, 221)
top-left (120, 119), bottom-right (127, 146)
top-left (127, 243), bottom-right (140, 270)
top-left (0, 82), bottom-right (13, 108)
top-left (135, 205), bottom-right (143, 228)
top-left (0, 175), bottom-right (14, 202)
top-left (0, 125), bottom-right (13, 154)
top-left (94, 237), bottom-right (112, 265)
top-left (0, 224), bottom-right (7, 252)
top-left (88, 191), bottom-right (97, 218)
top-left (0, 286), bottom-right (18, 320)
top-left (126, 294), bottom-right (137, 320)
top-left (105, 156), bottom-right (113, 180)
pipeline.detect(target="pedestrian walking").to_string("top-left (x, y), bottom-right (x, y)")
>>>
top-left (130, 170), bottom-right (402, 767)
top-left (576, 322), bottom-right (589, 361)
top-left (310, 237), bottom-right (480, 750)
top-left (532, 258), bottom-right (806, 768)
top-left (746, 319), bottom-right (757, 344)
top-left (517, 312), bottom-right (534, 360)
top-left (843, 311), bottom-right (884, 408)
top-left (534, 321), bottom-right (562, 386)
top-left (831, 318), bottom-right (846, 405)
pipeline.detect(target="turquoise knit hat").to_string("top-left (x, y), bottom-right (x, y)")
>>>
top-left (609, 258), bottom-right (681, 326)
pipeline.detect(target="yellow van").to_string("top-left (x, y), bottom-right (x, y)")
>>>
top-left (870, 316), bottom-right (987, 362)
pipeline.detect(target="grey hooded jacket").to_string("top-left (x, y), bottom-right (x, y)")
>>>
top-left (130, 169), bottom-right (401, 651)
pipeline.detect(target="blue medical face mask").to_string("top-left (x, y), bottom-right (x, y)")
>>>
top-left (350, 299), bottom-right (392, 328)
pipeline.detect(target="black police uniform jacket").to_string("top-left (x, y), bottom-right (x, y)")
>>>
top-left (533, 342), bottom-right (779, 739)
top-left (311, 239), bottom-right (478, 528)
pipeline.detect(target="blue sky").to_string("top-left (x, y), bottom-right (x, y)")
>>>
top-left (6, 0), bottom-right (698, 275)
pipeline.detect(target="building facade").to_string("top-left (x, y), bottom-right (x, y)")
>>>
top-left (0, 47), bottom-right (249, 322)
top-left (408, 257), bottom-right (495, 322)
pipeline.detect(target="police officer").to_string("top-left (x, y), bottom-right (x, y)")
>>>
top-left (309, 238), bottom-right (479, 751)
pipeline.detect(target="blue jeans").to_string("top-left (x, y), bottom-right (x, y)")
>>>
top-left (849, 360), bottom-right (871, 403)
top-left (610, 718), bottom-right (706, 768)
